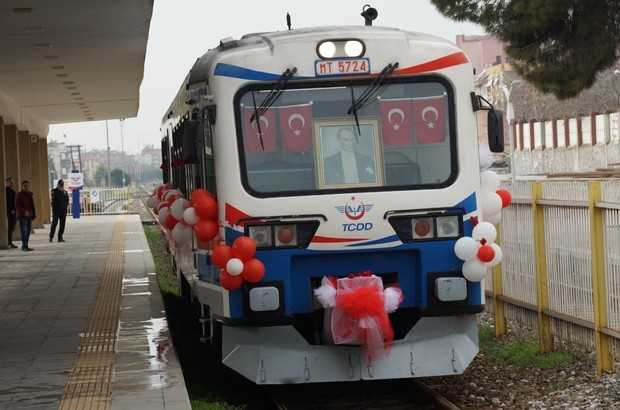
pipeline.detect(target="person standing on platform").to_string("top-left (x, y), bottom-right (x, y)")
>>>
top-left (5, 177), bottom-right (18, 249)
top-left (15, 180), bottom-right (35, 252)
top-left (50, 179), bottom-right (69, 242)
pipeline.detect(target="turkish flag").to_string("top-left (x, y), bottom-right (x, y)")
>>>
top-left (279, 103), bottom-right (313, 152)
top-left (379, 98), bottom-right (414, 147)
top-left (242, 107), bottom-right (277, 152)
top-left (412, 96), bottom-right (447, 144)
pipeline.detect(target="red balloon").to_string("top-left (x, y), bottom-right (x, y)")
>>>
top-left (157, 201), bottom-right (170, 213)
top-left (192, 188), bottom-right (212, 200)
top-left (477, 245), bottom-right (495, 263)
top-left (164, 214), bottom-right (178, 230)
top-left (219, 270), bottom-right (243, 291)
top-left (194, 196), bottom-right (218, 221)
top-left (496, 189), bottom-right (512, 208)
top-left (194, 220), bottom-right (218, 242)
top-left (232, 236), bottom-right (256, 261)
top-left (212, 244), bottom-right (233, 269)
top-left (242, 258), bottom-right (265, 283)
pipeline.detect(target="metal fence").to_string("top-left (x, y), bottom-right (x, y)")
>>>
top-left (487, 178), bottom-right (620, 374)
top-left (64, 187), bottom-right (135, 216)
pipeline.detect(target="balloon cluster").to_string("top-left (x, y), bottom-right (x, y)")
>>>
top-left (454, 222), bottom-right (503, 282)
top-left (212, 236), bottom-right (265, 291)
top-left (479, 170), bottom-right (512, 225)
top-left (146, 185), bottom-right (220, 247)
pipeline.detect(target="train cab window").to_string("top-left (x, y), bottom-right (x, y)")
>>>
top-left (235, 78), bottom-right (456, 196)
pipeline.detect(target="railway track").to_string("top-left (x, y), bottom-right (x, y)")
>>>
top-left (266, 379), bottom-right (461, 410)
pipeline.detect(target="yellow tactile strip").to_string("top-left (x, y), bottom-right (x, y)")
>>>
top-left (59, 217), bottom-right (125, 410)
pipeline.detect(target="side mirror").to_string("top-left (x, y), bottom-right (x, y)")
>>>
top-left (487, 109), bottom-right (504, 153)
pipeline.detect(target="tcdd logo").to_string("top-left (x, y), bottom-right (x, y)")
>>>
top-left (336, 197), bottom-right (373, 221)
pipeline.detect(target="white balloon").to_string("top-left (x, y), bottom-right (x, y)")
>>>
top-left (170, 198), bottom-right (189, 220)
top-left (159, 207), bottom-right (170, 224)
top-left (481, 192), bottom-right (503, 216)
top-left (183, 207), bottom-right (199, 226)
top-left (485, 211), bottom-right (502, 225)
top-left (472, 222), bottom-right (497, 243)
top-left (488, 243), bottom-right (503, 267)
top-left (462, 259), bottom-right (487, 282)
top-left (172, 223), bottom-right (192, 245)
top-left (480, 170), bottom-right (501, 192)
top-left (226, 258), bottom-right (244, 276)
top-left (164, 189), bottom-right (181, 201)
top-left (454, 237), bottom-right (479, 261)
top-left (479, 143), bottom-right (494, 171)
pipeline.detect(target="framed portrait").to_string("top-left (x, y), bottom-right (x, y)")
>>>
top-left (313, 118), bottom-right (383, 189)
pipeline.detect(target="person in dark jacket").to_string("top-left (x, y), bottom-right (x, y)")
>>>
top-left (5, 177), bottom-right (17, 248)
top-left (15, 180), bottom-right (35, 251)
top-left (50, 179), bottom-right (69, 242)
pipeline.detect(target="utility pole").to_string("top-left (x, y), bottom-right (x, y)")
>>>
top-left (120, 119), bottom-right (126, 187)
top-left (105, 120), bottom-right (112, 187)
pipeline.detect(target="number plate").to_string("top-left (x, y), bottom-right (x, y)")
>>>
top-left (315, 58), bottom-right (371, 77)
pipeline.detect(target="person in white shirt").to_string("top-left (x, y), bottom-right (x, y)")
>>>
top-left (324, 127), bottom-right (376, 185)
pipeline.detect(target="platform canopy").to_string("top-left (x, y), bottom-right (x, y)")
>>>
top-left (0, 0), bottom-right (153, 137)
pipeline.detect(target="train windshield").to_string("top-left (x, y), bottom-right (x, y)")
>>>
top-left (235, 78), bottom-right (456, 196)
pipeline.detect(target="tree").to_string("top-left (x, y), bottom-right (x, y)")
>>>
top-left (110, 168), bottom-right (131, 187)
top-left (94, 165), bottom-right (108, 186)
top-left (432, 0), bottom-right (620, 99)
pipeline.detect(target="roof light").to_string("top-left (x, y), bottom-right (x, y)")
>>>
top-left (344, 40), bottom-right (364, 57)
top-left (317, 41), bottom-right (336, 59)
top-left (317, 39), bottom-right (366, 60)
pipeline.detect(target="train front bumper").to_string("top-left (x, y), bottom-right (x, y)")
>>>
top-left (221, 315), bottom-right (478, 384)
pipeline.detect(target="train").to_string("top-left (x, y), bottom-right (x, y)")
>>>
top-left (158, 7), bottom-right (504, 384)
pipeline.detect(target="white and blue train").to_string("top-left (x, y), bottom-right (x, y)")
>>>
top-left (160, 9), bottom-right (504, 384)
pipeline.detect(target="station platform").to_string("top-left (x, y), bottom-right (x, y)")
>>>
top-left (0, 215), bottom-right (191, 410)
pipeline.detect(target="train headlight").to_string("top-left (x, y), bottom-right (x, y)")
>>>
top-left (388, 211), bottom-right (464, 243)
top-left (317, 41), bottom-right (336, 59)
top-left (435, 277), bottom-right (467, 302)
top-left (344, 40), bottom-right (364, 57)
top-left (275, 225), bottom-right (297, 247)
top-left (248, 225), bottom-right (273, 247)
top-left (317, 39), bottom-right (366, 59)
top-left (245, 220), bottom-right (319, 249)
top-left (436, 216), bottom-right (460, 238)
top-left (249, 286), bottom-right (280, 312)
top-left (412, 217), bottom-right (434, 239)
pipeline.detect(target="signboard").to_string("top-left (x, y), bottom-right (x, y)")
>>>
top-left (90, 189), bottom-right (100, 203)
top-left (315, 58), bottom-right (370, 77)
top-left (69, 171), bottom-right (83, 189)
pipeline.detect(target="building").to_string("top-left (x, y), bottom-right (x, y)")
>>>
top-left (456, 34), bottom-right (508, 75)
top-left (474, 60), bottom-right (620, 176)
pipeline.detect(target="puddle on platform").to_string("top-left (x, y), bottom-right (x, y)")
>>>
top-left (116, 317), bottom-right (180, 391)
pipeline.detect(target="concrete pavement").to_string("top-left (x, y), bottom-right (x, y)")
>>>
top-left (0, 215), bottom-right (190, 410)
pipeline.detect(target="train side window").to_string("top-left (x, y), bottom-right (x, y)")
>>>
top-left (201, 107), bottom-right (217, 193)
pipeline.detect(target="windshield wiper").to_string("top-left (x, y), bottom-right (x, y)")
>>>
top-left (349, 86), bottom-right (362, 141)
top-left (250, 67), bottom-right (297, 151)
top-left (347, 62), bottom-right (399, 115)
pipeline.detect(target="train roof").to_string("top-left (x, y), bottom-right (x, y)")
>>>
top-left (161, 25), bottom-right (457, 125)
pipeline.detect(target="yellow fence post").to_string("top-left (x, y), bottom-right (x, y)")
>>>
top-left (532, 182), bottom-right (553, 352)
top-left (492, 225), bottom-right (506, 336)
top-left (589, 181), bottom-right (614, 375)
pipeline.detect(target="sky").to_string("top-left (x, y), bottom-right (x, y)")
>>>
top-left (47, 0), bottom-right (484, 154)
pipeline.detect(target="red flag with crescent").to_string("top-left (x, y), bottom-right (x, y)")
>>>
top-left (279, 103), bottom-right (313, 152)
top-left (242, 107), bottom-right (277, 152)
top-left (412, 96), bottom-right (446, 144)
top-left (379, 99), bottom-right (414, 146)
